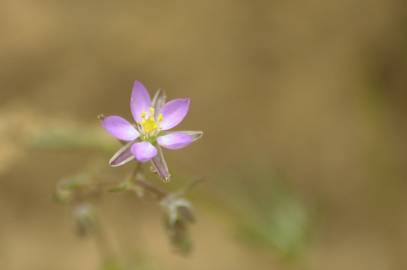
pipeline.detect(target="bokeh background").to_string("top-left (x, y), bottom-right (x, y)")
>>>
top-left (1, 0), bottom-right (407, 269)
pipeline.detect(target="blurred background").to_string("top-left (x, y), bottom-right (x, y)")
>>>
top-left (0, 0), bottom-right (407, 269)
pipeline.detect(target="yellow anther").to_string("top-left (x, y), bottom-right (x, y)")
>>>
top-left (139, 107), bottom-right (164, 137)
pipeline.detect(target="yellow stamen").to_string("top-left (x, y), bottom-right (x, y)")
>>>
top-left (140, 107), bottom-right (163, 137)
top-left (157, 113), bottom-right (163, 122)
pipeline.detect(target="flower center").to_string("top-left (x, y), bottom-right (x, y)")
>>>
top-left (140, 107), bottom-right (163, 138)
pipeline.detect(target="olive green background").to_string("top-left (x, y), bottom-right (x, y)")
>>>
top-left (0, 0), bottom-right (406, 269)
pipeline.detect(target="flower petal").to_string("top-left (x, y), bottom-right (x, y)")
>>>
top-left (109, 142), bottom-right (135, 167)
top-left (130, 80), bottom-right (152, 123)
top-left (151, 145), bottom-right (171, 182)
top-left (152, 89), bottom-right (167, 117)
top-left (131, 141), bottom-right (157, 162)
top-left (157, 131), bottom-right (202, 150)
top-left (159, 98), bottom-right (190, 130)
top-left (100, 115), bottom-right (139, 141)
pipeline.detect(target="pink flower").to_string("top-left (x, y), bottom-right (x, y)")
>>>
top-left (100, 81), bottom-right (203, 181)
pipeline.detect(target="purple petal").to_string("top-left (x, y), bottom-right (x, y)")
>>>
top-left (100, 115), bottom-right (139, 141)
top-left (157, 131), bottom-right (202, 150)
top-left (131, 141), bottom-right (157, 162)
top-left (151, 146), bottom-right (171, 182)
top-left (159, 98), bottom-right (190, 130)
top-left (109, 142), bottom-right (135, 167)
top-left (130, 80), bottom-right (152, 123)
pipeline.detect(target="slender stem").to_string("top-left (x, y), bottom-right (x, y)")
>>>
top-left (72, 202), bottom-right (120, 268)
top-left (129, 163), bottom-right (168, 199)
top-left (177, 177), bottom-right (205, 197)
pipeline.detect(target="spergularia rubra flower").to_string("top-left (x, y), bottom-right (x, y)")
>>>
top-left (99, 81), bottom-right (203, 181)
